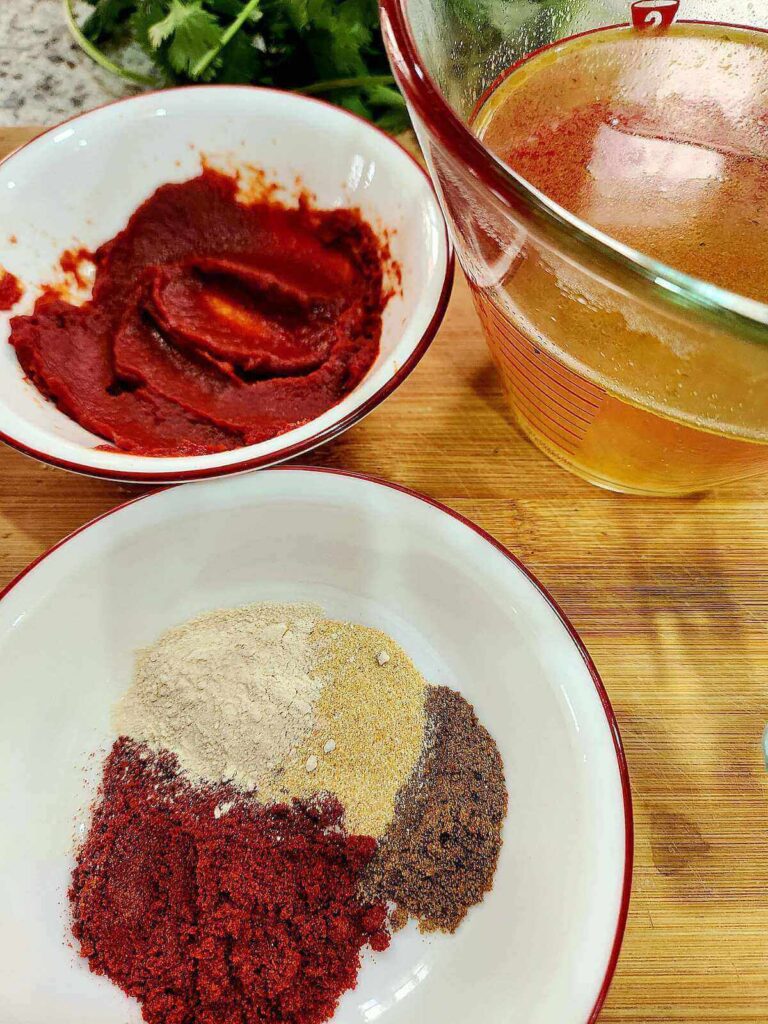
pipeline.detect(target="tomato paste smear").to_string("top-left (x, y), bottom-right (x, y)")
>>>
top-left (9, 170), bottom-right (385, 456)
top-left (70, 737), bottom-right (390, 1024)
top-left (0, 268), bottom-right (22, 310)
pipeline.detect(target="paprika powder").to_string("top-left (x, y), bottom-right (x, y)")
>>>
top-left (70, 737), bottom-right (390, 1024)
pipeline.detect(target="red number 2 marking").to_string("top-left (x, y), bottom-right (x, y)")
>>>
top-left (631, 0), bottom-right (680, 29)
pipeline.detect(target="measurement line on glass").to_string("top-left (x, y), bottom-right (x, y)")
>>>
top-left (473, 290), bottom-right (607, 455)
top-left (493, 345), bottom-right (586, 445)
top-left (484, 307), bottom-right (596, 427)
top-left (480, 325), bottom-right (584, 452)
top-left (480, 297), bottom-right (602, 416)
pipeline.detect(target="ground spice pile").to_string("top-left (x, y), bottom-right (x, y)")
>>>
top-left (114, 602), bottom-right (323, 791)
top-left (361, 685), bottom-right (508, 933)
top-left (69, 737), bottom-right (389, 1024)
top-left (266, 621), bottom-right (426, 837)
top-left (70, 604), bottom-right (508, 1024)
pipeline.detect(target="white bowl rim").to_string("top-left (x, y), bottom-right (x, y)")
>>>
top-left (0, 463), bottom-right (633, 1021)
top-left (0, 86), bottom-right (454, 483)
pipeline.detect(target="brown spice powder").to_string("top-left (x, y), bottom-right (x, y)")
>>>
top-left (360, 685), bottom-right (507, 933)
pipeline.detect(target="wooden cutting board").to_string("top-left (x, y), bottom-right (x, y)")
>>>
top-left (2, 125), bottom-right (767, 1023)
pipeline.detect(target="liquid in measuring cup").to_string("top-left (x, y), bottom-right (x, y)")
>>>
top-left (473, 22), bottom-right (768, 494)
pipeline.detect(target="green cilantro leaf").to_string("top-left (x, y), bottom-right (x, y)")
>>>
top-left (281, 0), bottom-right (309, 31)
top-left (145, 0), bottom-right (223, 80)
top-left (146, 0), bottom-right (186, 45)
top-left (129, 1), bottom-right (175, 79)
top-left (216, 25), bottom-right (262, 82)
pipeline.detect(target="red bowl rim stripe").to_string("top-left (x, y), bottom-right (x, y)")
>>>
top-left (0, 463), bottom-right (633, 1023)
top-left (0, 85), bottom-right (454, 483)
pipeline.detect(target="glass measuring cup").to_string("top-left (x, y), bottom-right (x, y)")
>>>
top-left (381, 0), bottom-right (768, 494)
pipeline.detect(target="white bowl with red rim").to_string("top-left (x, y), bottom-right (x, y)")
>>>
top-left (0, 467), bottom-right (632, 1024)
top-left (0, 87), bottom-right (453, 483)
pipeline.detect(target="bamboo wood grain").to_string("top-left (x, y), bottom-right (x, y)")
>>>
top-left (1, 127), bottom-right (767, 1023)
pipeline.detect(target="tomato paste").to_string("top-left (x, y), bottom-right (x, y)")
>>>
top-left (9, 170), bottom-right (385, 456)
top-left (0, 268), bottom-right (22, 310)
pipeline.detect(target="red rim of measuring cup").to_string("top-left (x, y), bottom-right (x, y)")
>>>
top-left (379, 5), bottom-right (768, 339)
top-left (0, 464), bottom-right (634, 1024)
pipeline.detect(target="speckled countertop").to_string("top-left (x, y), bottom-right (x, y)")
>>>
top-left (0, 0), bottom-right (136, 127)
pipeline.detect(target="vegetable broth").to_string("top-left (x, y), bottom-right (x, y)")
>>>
top-left (473, 23), bottom-right (768, 493)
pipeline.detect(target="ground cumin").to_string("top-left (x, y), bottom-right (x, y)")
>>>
top-left (360, 685), bottom-right (507, 933)
top-left (266, 621), bottom-right (426, 837)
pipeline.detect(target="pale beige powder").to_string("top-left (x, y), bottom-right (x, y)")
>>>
top-left (114, 602), bottom-right (323, 791)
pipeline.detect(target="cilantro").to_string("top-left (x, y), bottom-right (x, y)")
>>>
top-left (205, 0), bottom-right (260, 17)
top-left (129, 0), bottom-right (177, 79)
top-left (83, 0), bottom-right (136, 39)
top-left (216, 28), bottom-right (262, 83)
top-left (75, 0), bottom-right (410, 132)
top-left (148, 0), bottom-right (224, 78)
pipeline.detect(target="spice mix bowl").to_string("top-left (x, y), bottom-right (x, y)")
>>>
top-left (0, 87), bottom-right (452, 482)
top-left (0, 468), bottom-right (631, 1024)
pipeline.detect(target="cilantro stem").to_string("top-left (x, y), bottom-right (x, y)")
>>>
top-left (62, 0), bottom-right (157, 87)
top-left (191, 0), bottom-right (261, 79)
top-left (296, 75), bottom-right (398, 96)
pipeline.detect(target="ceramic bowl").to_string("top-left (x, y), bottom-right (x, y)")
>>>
top-left (0, 88), bottom-right (452, 482)
top-left (0, 468), bottom-right (632, 1023)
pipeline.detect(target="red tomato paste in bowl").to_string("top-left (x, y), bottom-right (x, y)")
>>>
top-left (0, 268), bottom-right (23, 310)
top-left (9, 170), bottom-right (387, 456)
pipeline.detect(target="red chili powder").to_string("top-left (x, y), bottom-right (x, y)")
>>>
top-left (0, 267), bottom-right (22, 310)
top-left (69, 738), bottom-right (389, 1024)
